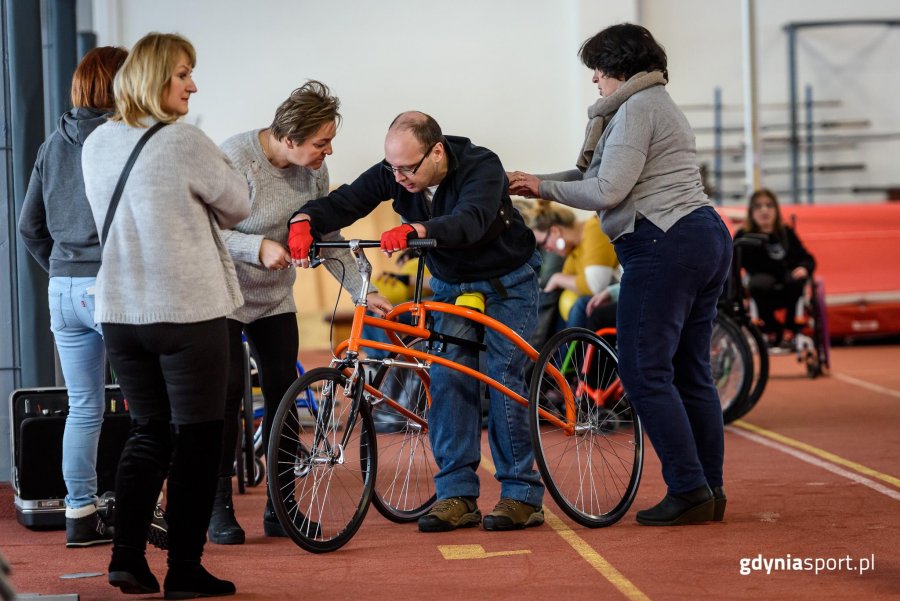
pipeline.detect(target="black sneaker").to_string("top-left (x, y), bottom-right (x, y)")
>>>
top-left (102, 496), bottom-right (169, 550)
top-left (66, 505), bottom-right (114, 547)
top-left (147, 504), bottom-right (169, 550)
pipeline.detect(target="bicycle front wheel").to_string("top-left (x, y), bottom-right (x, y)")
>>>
top-left (367, 338), bottom-right (437, 522)
top-left (529, 328), bottom-right (643, 528)
top-left (267, 367), bottom-right (376, 553)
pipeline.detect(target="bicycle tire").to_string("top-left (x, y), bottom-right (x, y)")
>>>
top-left (367, 338), bottom-right (437, 522)
top-left (529, 328), bottom-right (643, 528)
top-left (266, 367), bottom-right (376, 553)
top-left (713, 314), bottom-right (754, 424)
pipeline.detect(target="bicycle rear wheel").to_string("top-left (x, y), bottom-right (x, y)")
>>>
top-left (529, 328), bottom-right (643, 528)
top-left (267, 367), bottom-right (376, 553)
top-left (367, 339), bottom-right (437, 522)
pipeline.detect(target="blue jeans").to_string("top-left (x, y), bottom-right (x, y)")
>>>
top-left (614, 207), bottom-right (732, 494)
top-left (49, 277), bottom-right (106, 509)
top-left (427, 251), bottom-right (544, 506)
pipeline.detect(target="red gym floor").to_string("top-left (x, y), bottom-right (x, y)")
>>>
top-left (2, 342), bottom-right (899, 600)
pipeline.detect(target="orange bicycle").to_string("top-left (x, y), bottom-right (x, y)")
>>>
top-left (267, 240), bottom-right (643, 553)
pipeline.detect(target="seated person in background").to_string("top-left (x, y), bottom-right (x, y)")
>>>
top-left (515, 200), bottom-right (618, 331)
top-left (584, 283), bottom-right (619, 333)
top-left (735, 188), bottom-right (816, 346)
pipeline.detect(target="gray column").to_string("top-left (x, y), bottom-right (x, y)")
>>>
top-left (1, 0), bottom-right (55, 482)
top-left (46, 0), bottom-right (78, 122)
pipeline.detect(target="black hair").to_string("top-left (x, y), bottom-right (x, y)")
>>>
top-left (579, 23), bottom-right (668, 81)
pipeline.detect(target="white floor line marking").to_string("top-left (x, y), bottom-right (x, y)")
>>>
top-left (832, 371), bottom-right (900, 400)
top-left (728, 426), bottom-right (900, 502)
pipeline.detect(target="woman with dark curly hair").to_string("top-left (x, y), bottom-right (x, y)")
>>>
top-left (509, 23), bottom-right (733, 526)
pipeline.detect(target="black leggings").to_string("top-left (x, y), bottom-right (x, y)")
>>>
top-left (748, 273), bottom-right (805, 340)
top-left (218, 313), bottom-right (299, 477)
top-left (103, 318), bottom-right (229, 425)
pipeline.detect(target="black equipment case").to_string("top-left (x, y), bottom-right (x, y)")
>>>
top-left (8, 385), bottom-right (130, 529)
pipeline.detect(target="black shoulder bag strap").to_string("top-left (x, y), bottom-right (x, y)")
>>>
top-left (100, 121), bottom-right (168, 247)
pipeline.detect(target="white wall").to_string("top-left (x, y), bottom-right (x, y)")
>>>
top-left (644, 0), bottom-right (900, 203)
top-left (95, 0), bottom-right (635, 186)
top-left (96, 0), bottom-right (899, 204)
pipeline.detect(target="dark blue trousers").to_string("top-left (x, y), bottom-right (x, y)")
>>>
top-left (614, 207), bottom-right (732, 493)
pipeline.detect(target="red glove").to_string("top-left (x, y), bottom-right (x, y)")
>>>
top-left (380, 223), bottom-right (417, 252)
top-left (288, 220), bottom-right (313, 261)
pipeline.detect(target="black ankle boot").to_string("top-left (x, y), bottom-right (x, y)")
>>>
top-left (636, 484), bottom-right (715, 526)
top-left (208, 477), bottom-right (244, 545)
top-left (108, 545), bottom-right (160, 594)
top-left (712, 486), bottom-right (726, 521)
top-left (163, 560), bottom-right (235, 600)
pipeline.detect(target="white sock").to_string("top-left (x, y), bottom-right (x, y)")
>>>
top-left (65, 504), bottom-right (97, 519)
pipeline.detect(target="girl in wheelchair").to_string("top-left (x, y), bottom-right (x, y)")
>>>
top-left (735, 188), bottom-right (816, 348)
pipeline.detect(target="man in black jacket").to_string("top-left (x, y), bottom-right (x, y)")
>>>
top-left (289, 111), bottom-right (544, 532)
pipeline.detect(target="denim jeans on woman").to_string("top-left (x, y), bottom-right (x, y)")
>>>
top-left (426, 251), bottom-right (544, 506)
top-left (49, 276), bottom-right (106, 510)
top-left (614, 207), bottom-right (732, 494)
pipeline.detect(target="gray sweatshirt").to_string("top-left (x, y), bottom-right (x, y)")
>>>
top-left (219, 130), bottom-right (365, 324)
top-left (18, 107), bottom-right (109, 276)
top-left (82, 119), bottom-right (250, 324)
top-left (539, 84), bottom-right (711, 242)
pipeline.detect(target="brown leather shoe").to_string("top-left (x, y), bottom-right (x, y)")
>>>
top-left (418, 497), bottom-right (481, 532)
top-left (482, 498), bottom-right (544, 531)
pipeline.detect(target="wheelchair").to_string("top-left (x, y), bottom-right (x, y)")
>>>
top-left (234, 338), bottom-right (315, 494)
top-left (733, 231), bottom-right (830, 380)
top-left (748, 275), bottom-right (831, 379)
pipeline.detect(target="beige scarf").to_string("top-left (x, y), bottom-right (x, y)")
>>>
top-left (576, 70), bottom-right (668, 172)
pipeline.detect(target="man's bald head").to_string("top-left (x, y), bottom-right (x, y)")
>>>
top-left (388, 111), bottom-right (443, 151)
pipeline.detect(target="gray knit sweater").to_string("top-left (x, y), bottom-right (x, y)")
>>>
top-left (82, 119), bottom-right (250, 324)
top-left (539, 83), bottom-right (711, 242)
top-left (219, 130), bottom-right (366, 324)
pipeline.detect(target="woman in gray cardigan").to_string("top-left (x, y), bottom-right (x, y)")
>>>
top-left (510, 23), bottom-right (732, 527)
top-left (82, 33), bottom-right (249, 598)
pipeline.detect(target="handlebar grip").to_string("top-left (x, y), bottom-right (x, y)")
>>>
top-left (409, 238), bottom-right (437, 248)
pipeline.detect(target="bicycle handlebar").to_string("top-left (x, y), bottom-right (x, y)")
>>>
top-left (313, 239), bottom-right (437, 250)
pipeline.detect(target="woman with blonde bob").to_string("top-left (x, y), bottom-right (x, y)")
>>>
top-left (82, 32), bottom-right (249, 598)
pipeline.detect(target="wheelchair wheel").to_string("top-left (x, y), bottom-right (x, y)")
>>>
top-left (713, 315), bottom-right (753, 423)
top-left (529, 328), bottom-right (643, 528)
top-left (368, 339), bottom-right (437, 522)
top-left (812, 279), bottom-right (831, 374)
top-left (743, 322), bottom-right (769, 408)
top-left (235, 341), bottom-right (257, 494)
top-left (267, 367), bottom-right (376, 553)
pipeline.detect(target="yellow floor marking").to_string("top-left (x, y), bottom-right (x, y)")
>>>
top-left (478, 456), bottom-right (651, 601)
top-left (733, 420), bottom-right (900, 488)
top-left (438, 544), bottom-right (530, 560)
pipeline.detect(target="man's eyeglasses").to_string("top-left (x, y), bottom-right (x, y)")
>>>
top-left (382, 143), bottom-right (436, 177)
top-left (535, 228), bottom-right (552, 248)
